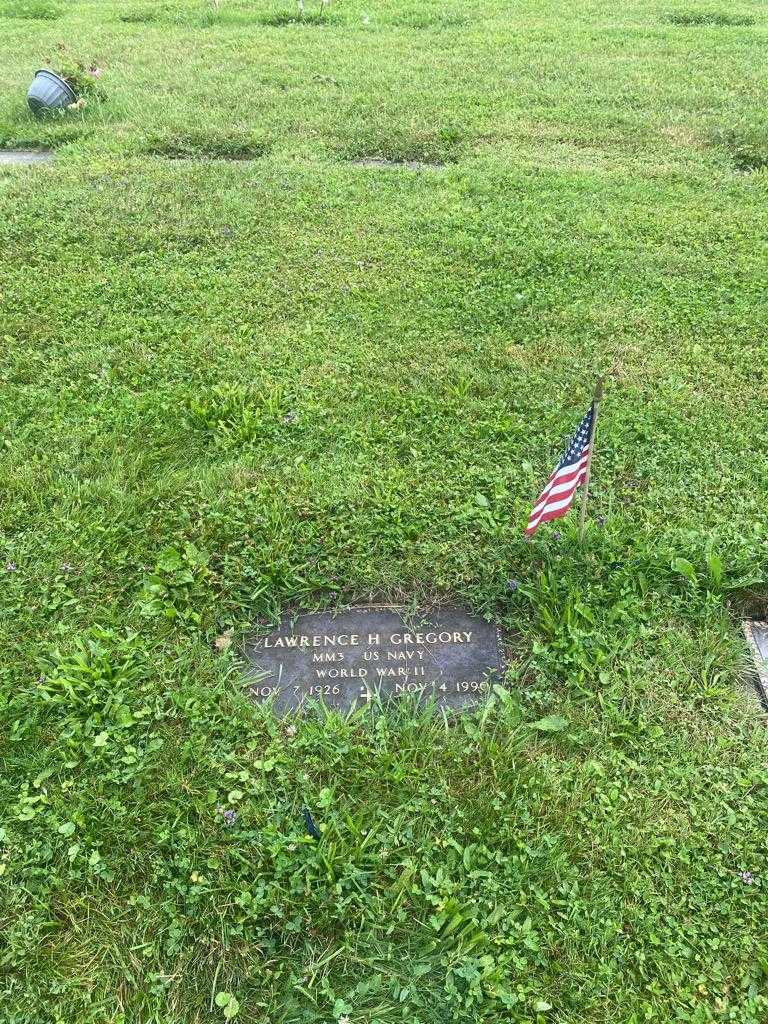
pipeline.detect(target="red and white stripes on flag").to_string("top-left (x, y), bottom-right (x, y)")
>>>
top-left (525, 403), bottom-right (595, 537)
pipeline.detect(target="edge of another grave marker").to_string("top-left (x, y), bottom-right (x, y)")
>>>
top-left (742, 620), bottom-right (768, 714)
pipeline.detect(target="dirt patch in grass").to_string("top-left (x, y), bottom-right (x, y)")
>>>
top-left (0, 0), bottom-right (60, 18)
top-left (350, 157), bottom-right (445, 171)
top-left (119, 4), bottom-right (308, 27)
top-left (665, 10), bottom-right (755, 27)
top-left (661, 124), bottom-right (702, 149)
top-left (390, 12), bottom-right (470, 29)
top-left (343, 127), bottom-right (464, 168)
top-left (118, 7), bottom-right (160, 23)
top-left (260, 10), bottom-right (341, 27)
top-left (716, 126), bottom-right (768, 172)
top-left (145, 133), bottom-right (270, 161)
top-left (729, 588), bottom-right (768, 621)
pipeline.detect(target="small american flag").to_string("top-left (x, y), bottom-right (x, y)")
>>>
top-left (525, 404), bottom-right (595, 536)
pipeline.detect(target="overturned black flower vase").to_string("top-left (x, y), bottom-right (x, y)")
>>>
top-left (27, 69), bottom-right (76, 117)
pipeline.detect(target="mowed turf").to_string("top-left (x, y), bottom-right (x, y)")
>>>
top-left (1, 1), bottom-right (768, 1022)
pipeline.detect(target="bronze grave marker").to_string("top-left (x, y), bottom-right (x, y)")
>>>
top-left (244, 605), bottom-right (505, 714)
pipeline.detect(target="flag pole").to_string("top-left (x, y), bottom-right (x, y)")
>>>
top-left (578, 376), bottom-right (604, 542)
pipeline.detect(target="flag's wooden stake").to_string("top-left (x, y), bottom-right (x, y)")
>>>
top-left (578, 376), bottom-right (604, 543)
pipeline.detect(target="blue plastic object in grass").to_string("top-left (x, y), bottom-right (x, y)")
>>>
top-left (27, 69), bottom-right (76, 116)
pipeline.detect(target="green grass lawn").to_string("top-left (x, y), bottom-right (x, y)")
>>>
top-left (2, 0), bottom-right (768, 1020)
